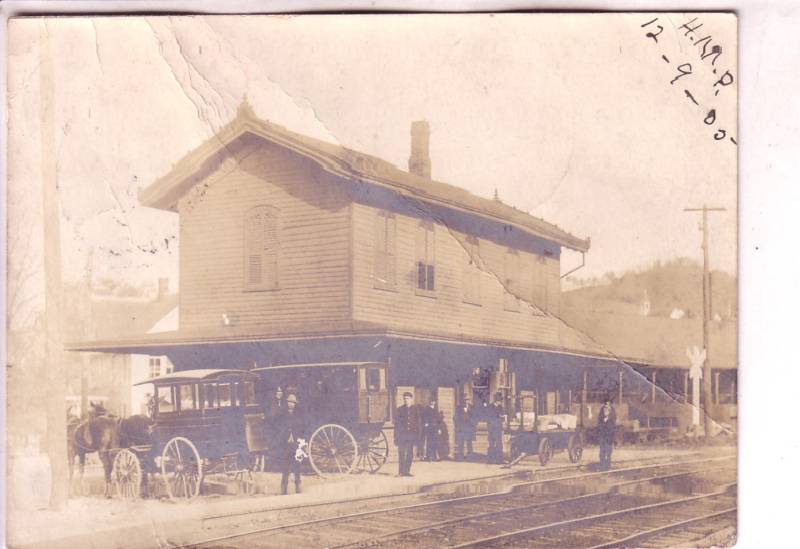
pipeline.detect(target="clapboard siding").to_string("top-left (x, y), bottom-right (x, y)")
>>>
top-left (178, 144), bottom-right (351, 331)
top-left (351, 203), bottom-right (561, 345)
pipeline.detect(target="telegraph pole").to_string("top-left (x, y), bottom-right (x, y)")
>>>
top-left (683, 205), bottom-right (726, 438)
top-left (40, 20), bottom-right (69, 508)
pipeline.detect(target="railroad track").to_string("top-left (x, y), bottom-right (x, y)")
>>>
top-left (454, 489), bottom-right (736, 548)
top-left (187, 456), bottom-right (734, 549)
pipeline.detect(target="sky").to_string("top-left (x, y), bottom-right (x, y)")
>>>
top-left (7, 14), bottom-right (737, 315)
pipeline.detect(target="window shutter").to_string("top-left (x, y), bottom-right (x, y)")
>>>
top-left (374, 211), bottom-right (396, 289)
top-left (244, 206), bottom-right (279, 291)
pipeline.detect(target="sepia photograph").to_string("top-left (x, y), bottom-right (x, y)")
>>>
top-left (5, 12), bottom-right (738, 548)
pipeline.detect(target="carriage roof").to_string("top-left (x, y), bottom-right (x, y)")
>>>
top-left (133, 368), bottom-right (260, 386)
top-left (252, 361), bottom-right (383, 372)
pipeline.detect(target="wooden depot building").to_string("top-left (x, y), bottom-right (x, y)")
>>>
top-left (72, 101), bottom-right (634, 448)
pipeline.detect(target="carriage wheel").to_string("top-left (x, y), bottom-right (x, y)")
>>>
top-left (538, 437), bottom-right (553, 466)
top-left (161, 437), bottom-right (203, 499)
top-left (355, 430), bottom-right (389, 474)
top-left (568, 433), bottom-right (583, 464)
top-left (308, 424), bottom-right (358, 477)
top-left (113, 449), bottom-right (142, 499)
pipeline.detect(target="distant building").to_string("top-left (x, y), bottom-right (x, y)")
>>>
top-left (63, 278), bottom-right (178, 416)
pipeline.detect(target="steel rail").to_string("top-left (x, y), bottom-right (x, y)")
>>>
top-left (200, 453), bottom-right (730, 524)
top-left (327, 466), bottom-right (733, 549)
top-left (185, 456), bottom-right (733, 549)
top-left (449, 486), bottom-right (735, 548)
top-left (587, 507), bottom-right (737, 549)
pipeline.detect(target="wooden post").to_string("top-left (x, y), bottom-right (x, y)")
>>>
top-left (581, 368), bottom-right (588, 427)
top-left (618, 368), bottom-right (623, 404)
top-left (684, 372), bottom-right (689, 404)
top-left (651, 370), bottom-right (657, 404)
top-left (714, 371), bottom-right (720, 405)
top-left (40, 20), bottom-right (69, 510)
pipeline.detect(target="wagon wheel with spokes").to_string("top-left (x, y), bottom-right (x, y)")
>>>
top-left (161, 436), bottom-right (203, 499)
top-left (112, 449), bottom-right (142, 500)
top-left (308, 424), bottom-right (358, 477)
top-left (538, 437), bottom-right (553, 466)
top-left (355, 430), bottom-right (389, 473)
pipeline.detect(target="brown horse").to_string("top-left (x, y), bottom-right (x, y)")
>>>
top-left (68, 404), bottom-right (153, 497)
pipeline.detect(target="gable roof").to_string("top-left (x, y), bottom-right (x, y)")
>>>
top-left (140, 101), bottom-right (590, 253)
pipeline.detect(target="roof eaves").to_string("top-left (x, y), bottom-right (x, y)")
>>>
top-left (139, 112), bottom-right (590, 252)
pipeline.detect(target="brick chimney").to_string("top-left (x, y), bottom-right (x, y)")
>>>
top-left (408, 120), bottom-right (431, 179)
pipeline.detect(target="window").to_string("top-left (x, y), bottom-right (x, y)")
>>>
top-left (149, 357), bottom-right (162, 378)
top-left (374, 211), bottom-right (397, 290)
top-left (532, 255), bottom-right (548, 315)
top-left (462, 236), bottom-right (481, 305)
top-left (201, 383), bottom-right (219, 410)
top-left (503, 248), bottom-right (520, 312)
top-left (415, 221), bottom-right (436, 293)
top-left (218, 383), bottom-right (233, 407)
top-left (178, 384), bottom-right (197, 411)
top-left (156, 385), bottom-right (176, 413)
top-left (242, 381), bottom-right (257, 406)
top-left (244, 205), bottom-right (279, 291)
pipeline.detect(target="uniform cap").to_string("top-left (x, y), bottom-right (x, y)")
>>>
top-left (403, 391), bottom-right (413, 398)
top-left (286, 394), bottom-right (298, 404)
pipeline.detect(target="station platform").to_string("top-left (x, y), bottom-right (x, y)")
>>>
top-left (6, 444), bottom-right (734, 549)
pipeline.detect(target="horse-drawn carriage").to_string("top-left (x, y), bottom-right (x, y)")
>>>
top-left (108, 369), bottom-right (266, 499)
top-left (73, 362), bottom-right (392, 500)
top-left (253, 362), bottom-right (391, 477)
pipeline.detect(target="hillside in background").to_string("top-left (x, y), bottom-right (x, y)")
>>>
top-left (563, 258), bottom-right (737, 320)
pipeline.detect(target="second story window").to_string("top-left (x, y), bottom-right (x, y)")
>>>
top-left (149, 357), bottom-right (162, 378)
top-left (462, 235), bottom-right (481, 305)
top-left (415, 221), bottom-right (436, 293)
top-left (374, 210), bottom-right (397, 290)
top-left (244, 205), bottom-right (279, 291)
top-left (503, 248), bottom-right (520, 312)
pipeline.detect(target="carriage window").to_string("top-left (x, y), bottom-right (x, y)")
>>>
top-left (156, 386), bottom-right (176, 413)
top-left (243, 381), bottom-right (256, 406)
top-left (218, 383), bottom-right (233, 407)
top-left (367, 368), bottom-right (382, 391)
top-left (201, 383), bottom-right (219, 410)
top-left (179, 384), bottom-right (197, 411)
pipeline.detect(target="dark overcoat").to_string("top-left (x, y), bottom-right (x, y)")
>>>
top-left (596, 407), bottom-right (617, 444)
top-left (394, 404), bottom-right (423, 445)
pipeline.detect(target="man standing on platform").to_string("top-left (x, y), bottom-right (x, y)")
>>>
top-left (422, 398), bottom-right (441, 461)
top-left (274, 393), bottom-right (307, 494)
top-left (486, 394), bottom-right (506, 464)
top-left (596, 399), bottom-right (617, 471)
top-left (454, 399), bottom-right (476, 460)
top-left (394, 392), bottom-right (422, 476)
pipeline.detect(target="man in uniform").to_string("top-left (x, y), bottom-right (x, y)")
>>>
top-left (274, 393), bottom-right (307, 494)
top-left (422, 398), bottom-right (441, 461)
top-left (596, 399), bottom-right (617, 470)
top-left (394, 391), bottom-right (422, 476)
top-left (454, 399), bottom-right (476, 460)
top-left (486, 394), bottom-right (505, 464)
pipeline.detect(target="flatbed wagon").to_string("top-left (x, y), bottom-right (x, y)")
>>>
top-left (506, 414), bottom-right (584, 466)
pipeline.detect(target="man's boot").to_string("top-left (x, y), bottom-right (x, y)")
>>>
top-left (280, 479), bottom-right (288, 495)
top-left (294, 481), bottom-right (301, 494)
